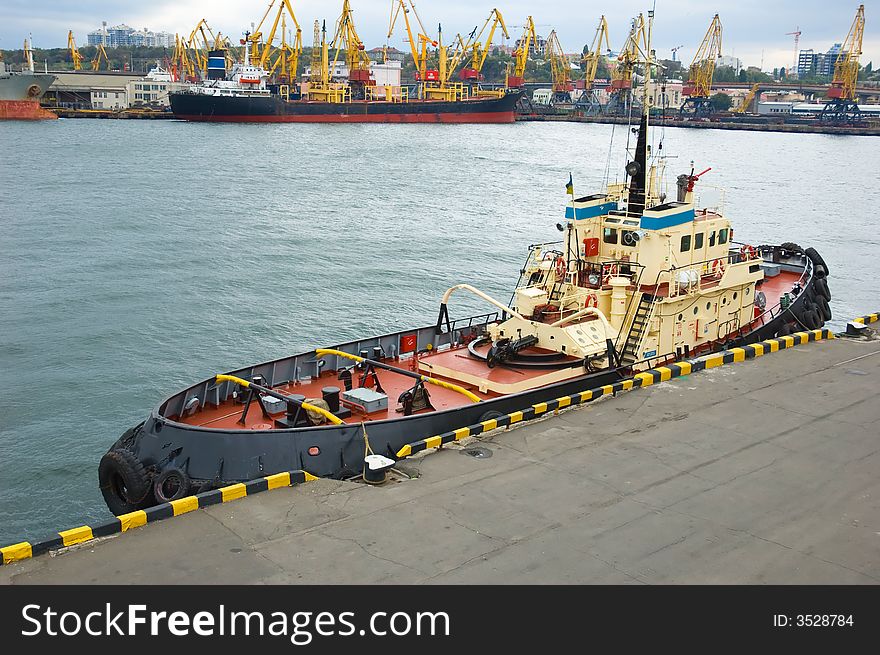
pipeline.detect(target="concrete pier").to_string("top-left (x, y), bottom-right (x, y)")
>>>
top-left (2, 337), bottom-right (878, 585)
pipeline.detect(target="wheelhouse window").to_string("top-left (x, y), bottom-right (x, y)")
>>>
top-left (680, 234), bottom-right (692, 252)
top-left (709, 231), bottom-right (717, 247)
top-left (719, 228), bottom-right (729, 244)
top-left (603, 227), bottom-right (618, 244)
top-left (694, 233), bottom-right (704, 249)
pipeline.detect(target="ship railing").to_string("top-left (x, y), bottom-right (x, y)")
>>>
top-left (366, 85), bottom-right (409, 103)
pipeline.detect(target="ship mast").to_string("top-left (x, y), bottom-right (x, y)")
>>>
top-left (625, 10), bottom-right (654, 217)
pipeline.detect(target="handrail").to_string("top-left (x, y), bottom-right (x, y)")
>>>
top-left (215, 374), bottom-right (344, 425)
top-left (315, 348), bottom-right (481, 403)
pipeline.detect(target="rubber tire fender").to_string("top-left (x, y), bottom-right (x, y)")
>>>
top-left (777, 322), bottom-right (793, 337)
top-left (816, 295), bottom-right (833, 322)
top-left (804, 247), bottom-right (829, 277)
top-left (153, 467), bottom-right (191, 504)
top-left (814, 276), bottom-right (831, 302)
top-left (99, 448), bottom-right (151, 515)
top-left (802, 309), bottom-right (821, 330)
top-left (479, 410), bottom-right (505, 425)
top-left (780, 242), bottom-right (803, 254)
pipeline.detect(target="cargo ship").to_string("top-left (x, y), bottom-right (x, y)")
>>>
top-left (101, 12), bottom-right (833, 513)
top-left (0, 46), bottom-right (56, 120)
top-left (170, 39), bottom-right (520, 124)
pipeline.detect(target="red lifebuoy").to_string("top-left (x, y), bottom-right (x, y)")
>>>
top-left (555, 256), bottom-right (566, 279)
top-left (711, 258), bottom-right (725, 278)
top-left (584, 292), bottom-right (598, 308)
top-left (740, 244), bottom-right (757, 261)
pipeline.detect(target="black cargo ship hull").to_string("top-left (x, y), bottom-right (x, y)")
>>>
top-left (170, 89), bottom-right (521, 123)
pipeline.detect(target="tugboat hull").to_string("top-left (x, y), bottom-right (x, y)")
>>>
top-left (100, 245), bottom-right (832, 514)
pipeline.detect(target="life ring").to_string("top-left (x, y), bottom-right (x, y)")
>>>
top-left (98, 448), bottom-right (151, 515)
top-left (555, 256), bottom-right (566, 279)
top-left (740, 244), bottom-right (757, 261)
top-left (153, 468), bottom-right (191, 504)
top-left (584, 292), bottom-right (599, 308)
top-left (711, 258), bottom-right (725, 278)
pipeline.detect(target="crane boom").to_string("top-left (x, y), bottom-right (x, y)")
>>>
top-left (459, 8), bottom-right (509, 81)
top-left (68, 31), bottom-right (84, 71)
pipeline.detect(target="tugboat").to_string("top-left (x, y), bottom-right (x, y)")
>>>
top-left (100, 11), bottom-right (833, 514)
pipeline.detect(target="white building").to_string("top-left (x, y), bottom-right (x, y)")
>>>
top-left (646, 79), bottom-right (684, 110)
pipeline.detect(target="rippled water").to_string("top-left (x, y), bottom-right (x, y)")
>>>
top-left (0, 118), bottom-right (877, 545)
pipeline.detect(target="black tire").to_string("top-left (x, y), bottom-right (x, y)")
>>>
top-left (814, 276), bottom-right (831, 301)
top-left (479, 410), bottom-right (505, 424)
top-left (804, 247), bottom-right (829, 277)
top-left (816, 295), bottom-right (833, 321)
top-left (153, 468), bottom-right (191, 504)
top-left (802, 309), bottom-right (820, 330)
top-left (99, 449), bottom-right (151, 515)
top-left (780, 242), bottom-right (803, 254)
top-left (777, 322), bottom-right (793, 337)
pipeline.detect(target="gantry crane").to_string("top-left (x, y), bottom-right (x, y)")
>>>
top-left (607, 13), bottom-right (648, 114)
top-left (822, 4), bottom-right (865, 122)
top-left (735, 82), bottom-right (760, 114)
top-left (187, 19), bottom-right (223, 78)
top-left (507, 16), bottom-right (536, 88)
top-left (388, 0), bottom-right (439, 87)
top-left (458, 8), bottom-right (509, 82)
top-left (91, 43), bottom-right (110, 71)
top-left (329, 0), bottom-right (373, 97)
top-left (171, 34), bottom-right (196, 82)
top-left (248, 0), bottom-right (303, 82)
top-left (306, 19), bottom-right (348, 102)
top-left (546, 30), bottom-right (573, 104)
top-left (67, 31), bottom-right (84, 70)
top-left (575, 15), bottom-right (611, 112)
top-left (681, 14), bottom-right (723, 115)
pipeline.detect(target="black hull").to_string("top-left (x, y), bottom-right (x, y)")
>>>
top-left (169, 90), bottom-right (521, 123)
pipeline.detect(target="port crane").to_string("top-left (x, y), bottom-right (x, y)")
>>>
top-left (575, 15), bottom-right (611, 113)
top-left (546, 30), bottom-right (573, 104)
top-left (458, 8), bottom-right (509, 83)
top-left (171, 34), bottom-right (196, 82)
top-left (388, 0), bottom-right (437, 92)
top-left (670, 45), bottom-right (684, 61)
top-left (822, 4), bottom-right (865, 122)
top-left (91, 43), bottom-right (110, 71)
top-left (67, 31), bottom-right (84, 71)
top-left (735, 82), bottom-right (760, 114)
top-left (507, 15), bottom-right (536, 89)
top-left (607, 13), bottom-right (648, 114)
top-left (681, 14), bottom-right (723, 116)
top-left (186, 19), bottom-right (224, 78)
top-left (248, 0), bottom-right (303, 82)
top-left (306, 19), bottom-right (349, 102)
top-left (328, 0), bottom-right (373, 97)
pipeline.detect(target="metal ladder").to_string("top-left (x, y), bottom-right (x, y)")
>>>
top-left (620, 293), bottom-right (657, 365)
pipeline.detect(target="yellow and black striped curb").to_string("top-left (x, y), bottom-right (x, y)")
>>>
top-left (854, 312), bottom-right (879, 325)
top-left (1, 470), bottom-right (317, 566)
top-left (396, 328), bottom-right (834, 458)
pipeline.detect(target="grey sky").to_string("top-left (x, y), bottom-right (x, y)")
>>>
top-left (3, 0), bottom-right (877, 71)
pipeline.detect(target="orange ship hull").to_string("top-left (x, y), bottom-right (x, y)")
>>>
top-left (0, 100), bottom-right (57, 120)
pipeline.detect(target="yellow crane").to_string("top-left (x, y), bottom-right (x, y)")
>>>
top-left (681, 14), bottom-right (723, 115)
top-left (388, 0), bottom-right (436, 85)
top-left (186, 19), bottom-right (225, 78)
top-left (67, 31), bottom-right (84, 70)
top-left (171, 34), bottom-right (195, 82)
top-left (330, 0), bottom-right (373, 96)
top-left (458, 8), bottom-right (509, 82)
top-left (822, 4), bottom-right (865, 121)
top-left (306, 19), bottom-right (348, 103)
top-left (735, 82), bottom-right (760, 114)
top-left (575, 16), bottom-right (611, 113)
top-left (546, 30), bottom-right (573, 103)
top-left (91, 43), bottom-right (110, 71)
top-left (248, 0), bottom-right (303, 80)
top-left (507, 16), bottom-right (536, 89)
top-left (608, 13), bottom-right (648, 112)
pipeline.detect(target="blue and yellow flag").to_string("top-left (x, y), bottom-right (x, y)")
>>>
top-left (565, 173), bottom-right (574, 196)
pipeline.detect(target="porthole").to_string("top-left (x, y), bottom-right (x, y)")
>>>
top-left (678, 313), bottom-right (683, 321)
top-left (722, 297), bottom-right (727, 305)
top-left (733, 291), bottom-right (738, 300)
top-left (745, 287), bottom-right (751, 295)
top-left (693, 307), bottom-right (698, 315)
top-left (706, 302), bottom-right (711, 310)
